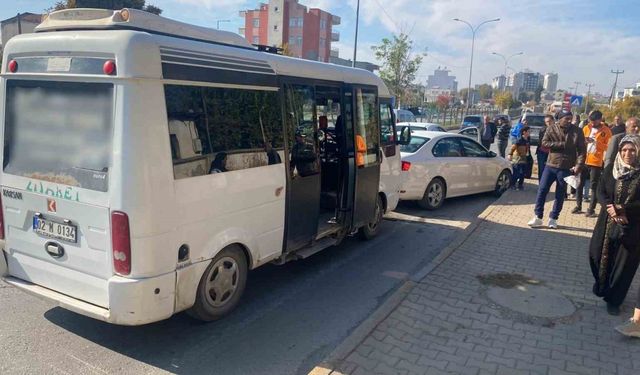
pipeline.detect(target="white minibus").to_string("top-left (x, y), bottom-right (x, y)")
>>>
top-left (0, 8), bottom-right (408, 325)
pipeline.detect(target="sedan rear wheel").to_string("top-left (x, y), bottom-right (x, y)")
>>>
top-left (418, 178), bottom-right (446, 210)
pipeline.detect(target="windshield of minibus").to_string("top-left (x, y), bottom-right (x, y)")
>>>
top-left (3, 80), bottom-right (113, 192)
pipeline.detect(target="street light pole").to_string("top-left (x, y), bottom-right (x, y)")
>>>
top-left (454, 17), bottom-right (500, 112)
top-left (491, 52), bottom-right (523, 80)
top-left (353, 0), bottom-right (360, 68)
top-left (216, 19), bottom-right (230, 30)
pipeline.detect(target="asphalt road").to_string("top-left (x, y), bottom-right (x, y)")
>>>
top-left (0, 193), bottom-right (496, 375)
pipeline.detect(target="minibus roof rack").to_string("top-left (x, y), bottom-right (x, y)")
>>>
top-left (36, 8), bottom-right (254, 50)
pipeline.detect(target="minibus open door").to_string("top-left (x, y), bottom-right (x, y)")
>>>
top-left (343, 85), bottom-right (381, 229)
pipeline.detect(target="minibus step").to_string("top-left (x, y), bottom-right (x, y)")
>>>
top-left (295, 237), bottom-right (337, 259)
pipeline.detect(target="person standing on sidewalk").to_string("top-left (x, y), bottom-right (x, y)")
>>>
top-left (572, 110), bottom-right (612, 217)
top-left (528, 109), bottom-right (586, 229)
top-left (589, 135), bottom-right (640, 317)
top-left (508, 126), bottom-right (531, 190)
top-left (610, 115), bottom-right (626, 136)
top-left (605, 117), bottom-right (639, 168)
top-left (496, 117), bottom-right (511, 158)
top-left (535, 115), bottom-right (552, 180)
top-left (480, 115), bottom-right (497, 150)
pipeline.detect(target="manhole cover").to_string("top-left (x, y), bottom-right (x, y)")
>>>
top-left (486, 284), bottom-right (575, 318)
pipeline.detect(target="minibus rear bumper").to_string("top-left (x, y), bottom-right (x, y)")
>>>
top-left (1, 270), bottom-right (176, 326)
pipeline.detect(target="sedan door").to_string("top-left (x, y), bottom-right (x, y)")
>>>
top-left (430, 137), bottom-right (470, 197)
top-left (459, 137), bottom-right (500, 192)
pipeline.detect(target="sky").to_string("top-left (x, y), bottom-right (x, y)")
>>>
top-left (4, 0), bottom-right (640, 96)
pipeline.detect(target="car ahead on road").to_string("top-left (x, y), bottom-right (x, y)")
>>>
top-left (519, 113), bottom-right (546, 145)
top-left (399, 131), bottom-right (512, 210)
top-left (394, 109), bottom-right (417, 123)
top-left (399, 122), bottom-right (447, 133)
top-left (461, 115), bottom-right (483, 129)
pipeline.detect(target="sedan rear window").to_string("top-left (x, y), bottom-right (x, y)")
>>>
top-left (400, 136), bottom-right (430, 153)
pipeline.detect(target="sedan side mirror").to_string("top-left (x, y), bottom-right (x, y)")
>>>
top-left (487, 150), bottom-right (497, 158)
top-left (397, 126), bottom-right (411, 145)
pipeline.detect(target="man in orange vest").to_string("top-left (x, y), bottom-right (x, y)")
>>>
top-left (572, 110), bottom-right (612, 217)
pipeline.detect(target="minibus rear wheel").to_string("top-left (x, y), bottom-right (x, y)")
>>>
top-left (359, 195), bottom-right (384, 240)
top-left (188, 245), bottom-right (248, 321)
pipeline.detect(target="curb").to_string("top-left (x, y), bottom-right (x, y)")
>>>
top-left (309, 191), bottom-right (510, 374)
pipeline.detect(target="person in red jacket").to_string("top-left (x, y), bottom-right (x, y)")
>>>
top-left (572, 110), bottom-right (612, 217)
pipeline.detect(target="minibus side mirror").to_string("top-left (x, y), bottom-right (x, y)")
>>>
top-left (397, 126), bottom-right (411, 145)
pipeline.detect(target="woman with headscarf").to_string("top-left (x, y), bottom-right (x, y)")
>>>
top-left (589, 135), bottom-right (640, 320)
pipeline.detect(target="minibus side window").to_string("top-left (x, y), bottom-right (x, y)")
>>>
top-left (164, 85), bottom-right (283, 179)
top-left (380, 103), bottom-right (396, 157)
top-left (354, 88), bottom-right (379, 166)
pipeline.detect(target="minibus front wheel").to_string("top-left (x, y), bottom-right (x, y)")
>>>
top-left (188, 244), bottom-right (248, 321)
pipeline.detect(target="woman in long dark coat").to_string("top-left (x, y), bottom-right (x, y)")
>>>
top-left (589, 135), bottom-right (640, 318)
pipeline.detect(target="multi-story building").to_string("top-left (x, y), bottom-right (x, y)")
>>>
top-left (543, 73), bottom-right (558, 92)
top-left (492, 75), bottom-right (506, 91)
top-left (507, 71), bottom-right (543, 99)
top-left (623, 81), bottom-right (640, 99)
top-left (424, 67), bottom-right (457, 103)
top-left (240, 0), bottom-right (340, 62)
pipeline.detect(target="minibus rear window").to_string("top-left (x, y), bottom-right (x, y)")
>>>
top-left (3, 80), bottom-right (113, 192)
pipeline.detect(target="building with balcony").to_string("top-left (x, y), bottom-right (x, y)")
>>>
top-left (240, 0), bottom-right (339, 62)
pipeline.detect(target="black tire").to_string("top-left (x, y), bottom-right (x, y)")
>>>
top-left (494, 169), bottom-right (512, 197)
top-left (358, 194), bottom-right (384, 240)
top-left (418, 178), bottom-right (446, 210)
top-left (188, 245), bottom-right (248, 322)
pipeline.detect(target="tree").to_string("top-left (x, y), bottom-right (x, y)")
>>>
top-left (534, 85), bottom-right (543, 102)
top-left (494, 91), bottom-right (514, 110)
top-left (602, 97), bottom-right (640, 120)
top-left (48, 0), bottom-right (162, 15)
top-left (371, 33), bottom-right (422, 107)
top-left (477, 84), bottom-right (493, 100)
top-left (436, 95), bottom-right (451, 110)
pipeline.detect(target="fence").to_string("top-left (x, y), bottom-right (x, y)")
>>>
top-left (416, 107), bottom-right (503, 129)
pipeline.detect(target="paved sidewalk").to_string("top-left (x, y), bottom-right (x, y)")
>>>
top-left (312, 181), bottom-right (640, 375)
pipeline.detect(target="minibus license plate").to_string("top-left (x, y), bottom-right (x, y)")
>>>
top-left (33, 216), bottom-right (77, 243)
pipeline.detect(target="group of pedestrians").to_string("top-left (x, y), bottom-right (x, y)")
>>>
top-left (519, 109), bottom-right (640, 337)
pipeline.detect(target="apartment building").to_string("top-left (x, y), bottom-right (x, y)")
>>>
top-left (240, 0), bottom-right (340, 62)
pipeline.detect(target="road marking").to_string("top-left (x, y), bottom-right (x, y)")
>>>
top-left (385, 212), bottom-right (471, 229)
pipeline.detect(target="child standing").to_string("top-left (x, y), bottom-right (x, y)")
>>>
top-left (508, 126), bottom-right (531, 190)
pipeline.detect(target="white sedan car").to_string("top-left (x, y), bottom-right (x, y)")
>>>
top-left (399, 131), bottom-right (512, 210)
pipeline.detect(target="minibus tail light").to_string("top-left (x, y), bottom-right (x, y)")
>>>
top-left (401, 161), bottom-right (411, 171)
top-left (8, 60), bottom-right (17, 73)
top-left (103, 60), bottom-right (116, 75)
top-left (0, 194), bottom-right (4, 240)
top-left (111, 211), bottom-right (131, 275)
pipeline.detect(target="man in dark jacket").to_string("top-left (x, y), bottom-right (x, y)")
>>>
top-left (496, 117), bottom-right (511, 158)
top-left (610, 115), bottom-right (626, 136)
top-left (480, 115), bottom-right (497, 149)
top-left (528, 109), bottom-right (586, 229)
top-left (605, 117), bottom-right (639, 168)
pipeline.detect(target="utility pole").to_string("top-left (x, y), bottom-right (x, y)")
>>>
top-left (609, 69), bottom-right (624, 106)
top-left (584, 83), bottom-right (595, 113)
top-left (573, 81), bottom-right (581, 95)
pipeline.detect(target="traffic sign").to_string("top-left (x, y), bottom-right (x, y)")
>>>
top-left (570, 95), bottom-right (583, 107)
